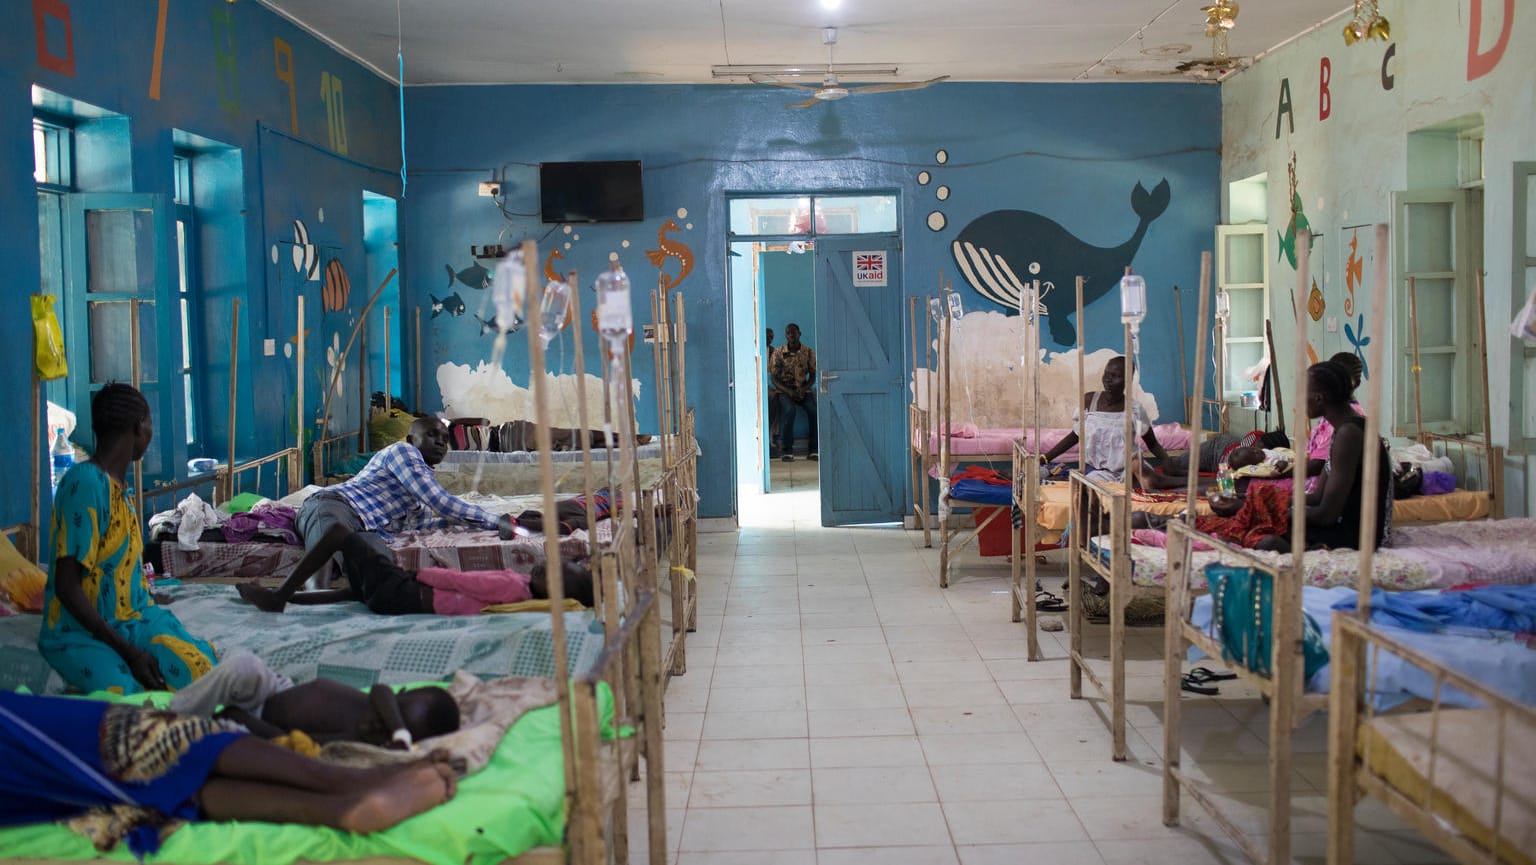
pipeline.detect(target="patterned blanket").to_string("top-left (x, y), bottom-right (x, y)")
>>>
top-left (0, 583), bottom-right (605, 695)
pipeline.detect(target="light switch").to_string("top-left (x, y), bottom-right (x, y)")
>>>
top-left (1325, 317), bottom-right (1339, 333)
top-left (263, 338), bottom-right (276, 356)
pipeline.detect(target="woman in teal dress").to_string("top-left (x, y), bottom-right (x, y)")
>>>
top-left (39, 384), bottom-right (218, 693)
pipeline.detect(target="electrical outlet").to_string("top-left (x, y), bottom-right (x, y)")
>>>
top-left (1326, 316), bottom-right (1339, 333)
top-left (263, 338), bottom-right (276, 356)
top-left (478, 181), bottom-right (501, 198)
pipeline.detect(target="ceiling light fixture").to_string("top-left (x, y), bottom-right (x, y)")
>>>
top-left (821, 0), bottom-right (842, 9)
top-left (1342, 0), bottom-right (1390, 45)
top-left (1201, 0), bottom-right (1239, 60)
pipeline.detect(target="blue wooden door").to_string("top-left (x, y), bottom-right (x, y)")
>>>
top-left (814, 236), bottom-right (905, 525)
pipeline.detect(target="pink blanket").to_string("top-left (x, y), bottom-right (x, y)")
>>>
top-left (919, 423), bottom-right (1192, 463)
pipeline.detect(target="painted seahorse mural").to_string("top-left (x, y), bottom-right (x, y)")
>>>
top-left (950, 179), bottom-right (1171, 346)
top-left (543, 248), bottom-right (565, 283)
top-left (645, 219), bottom-right (694, 290)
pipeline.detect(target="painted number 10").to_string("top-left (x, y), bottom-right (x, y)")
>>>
top-left (320, 71), bottom-right (348, 155)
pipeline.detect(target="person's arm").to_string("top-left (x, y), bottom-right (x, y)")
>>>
top-left (803, 349), bottom-right (817, 393)
top-left (216, 705), bottom-right (287, 738)
top-left (368, 684), bottom-right (413, 750)
top-left (768, 351), bottom-right (794, 395)
top-left (1141, 428), bottom-right (1170, 463)
top-left (1307, 424), bottom-right (1363, 525)
top-left (1041, 394), bottom-right (1091, 463)
top-left (384, 447), bottom-right (501, 529)
top-left (53, 556), bottom-right (167, 690)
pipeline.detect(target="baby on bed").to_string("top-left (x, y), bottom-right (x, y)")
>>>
top-left (170, 651), bottom-right (460, 751)
top-left (236, 524), bottom-right (596, 615)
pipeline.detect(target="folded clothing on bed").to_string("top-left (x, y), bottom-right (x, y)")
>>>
top-left (1333, 584), bottom-right (1536, 633)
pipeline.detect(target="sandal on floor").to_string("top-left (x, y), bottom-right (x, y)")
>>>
top-left (1181, 666), bottom-right (1237, 695)
top-left (1035, 590), bottom-right (1067, 613)
top-left (1180, 674), bottom-right (1220, 695)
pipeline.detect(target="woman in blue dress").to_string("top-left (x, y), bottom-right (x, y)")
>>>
top-left (39, 384), bottom-right (218, 693)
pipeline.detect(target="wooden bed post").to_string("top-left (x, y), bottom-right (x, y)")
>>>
top-left (650, 289), bottom-right (668, 476)
top-left (317, 270), bottom-right (397, 469)
top-left (1407, 275), bottom-right (1424, 440)
top-left (1068, 276), bottom-right (1086, 700)
top-left (939, 282), bottom-right (953, 588)
top-left (1111, 267), bottom-right (1135, 762)
top-left (413, 305), bottom-right (421, 413)
top-left (27, 365), bottom-right (40, 563)
top-left (925, 294), bottom-right (935, 547)
top-left (1165, 250), bottom-right (1212, 823)
top-left (909, 296), bottom-right (920, 538)
top-left (296, 294), bottom-right (305, 457)
top-left (1174, 284), bottom-right (1188, 423)
top-left (383, 305), bottom-right (392, 414)
top-left (358, 316), bottom-right (368, 453)
top-left (1475, 270), bottom-right (1500, 516)
top-left (130, 300), bottom-right (144, 522)
top-left (226, 298), bottom-right (242, 503)
top-left (1329, 223), bottom-right (1391, 865)
top-left (569, 270), bottom-right (603, 612)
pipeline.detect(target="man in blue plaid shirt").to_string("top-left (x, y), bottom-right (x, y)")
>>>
top-left (294, 417), bottom-right (515, 599)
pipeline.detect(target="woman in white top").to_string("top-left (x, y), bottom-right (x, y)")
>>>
top-left (1040, 355), bottom-right (1169, 483)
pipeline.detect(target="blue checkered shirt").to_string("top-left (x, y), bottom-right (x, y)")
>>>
top-left (332, 442), bottom-right (499, 533)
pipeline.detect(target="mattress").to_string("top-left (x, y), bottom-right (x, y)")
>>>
top-left (1393, 488), bottom-right (1493, 524)
top-left (1124, 518), bottom-right (1536, 591)
top-left (950, 480), bottom-right (1213, 532)
top-left (1359, 709), bottom-right (1536, 865)
top-left (440, 441), bottom-right (663, 465)
top-left (918, 422), bottom-right (1191, 461)
top-left (0, 583), bottom-right (606, 695)
top-left (0, 682), bottom-right (617, 865)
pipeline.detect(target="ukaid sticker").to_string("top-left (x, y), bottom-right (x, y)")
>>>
top-left (852, 251), bottom-right (887, 287)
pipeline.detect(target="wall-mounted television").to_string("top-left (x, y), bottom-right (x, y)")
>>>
top-left (539, 160), bottom-right (644, 223)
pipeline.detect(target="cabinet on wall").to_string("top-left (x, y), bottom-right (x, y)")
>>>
top-left (1215, 224), bottom-right (1270, 400)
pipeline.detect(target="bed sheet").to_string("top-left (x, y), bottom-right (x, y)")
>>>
top-left (0, 583), bottom-right (606, 695)
top-left (439, 441), bottom-right (662, 465)
top-left (0, 682), bottom-right (617, 865)
top-left (1392, 488), bottom-right (1492, 524)
top-left (949, 480), bottom-right (1213, 532)
top-left (917, 422), bottom-right (1191, 461)
top-left (1117, 518), bottom-right (1536, 591)
top-left (1190, 586), bottom-right (1536, 707)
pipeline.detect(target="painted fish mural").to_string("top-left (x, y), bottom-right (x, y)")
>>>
top-left (445, 262), bottom-right (491, 290)
top-left (1277, 191), bottom-right (1311, 270)
top-left (430, 292), bottom-right (466, 318)
top-left (645, 218), bottom-right (694, 290)
top-left (474, 314), bottom-right (499, 337)
top-left (950, 179), bottom-right (1171, 346)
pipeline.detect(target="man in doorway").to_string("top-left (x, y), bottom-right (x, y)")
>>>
top-left (771, 323), bottom-right (818, 462)
top-left (765, 328), bottom-right (782, 458)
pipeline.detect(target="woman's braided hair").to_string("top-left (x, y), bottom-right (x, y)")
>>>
top-left (1307, 361), bottom-right (1354, 409)
top-left (91, 383), bottom-right (150, 444)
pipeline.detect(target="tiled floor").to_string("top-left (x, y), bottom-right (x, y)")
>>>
top-left (630, 466), bottom-right (1448, 864)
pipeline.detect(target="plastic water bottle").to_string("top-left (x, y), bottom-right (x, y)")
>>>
top-left (50, 426), bottom-right (74, 488)
top-left (537, 278), bottom-right (571, 347)
top-left (1217, 463), bottom-right (1235, 495)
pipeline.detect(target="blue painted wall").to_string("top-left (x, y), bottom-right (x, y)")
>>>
top-left (403, 83), bottom-right (1221, 520)
top-left (0, 0), bottom-right (401, 530)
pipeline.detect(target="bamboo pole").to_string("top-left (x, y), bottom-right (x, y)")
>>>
top-left (1475, 270), bottom-right (1496, 511)
top-left (1068, 276), bottom-right (1085, 700)
top-left (1022, 279), bottom-right (1041, 658)
top-left (317, 269), bottom-right (397, 446)
top-left (674, 292), bottom-right (688, 459)
top-left (1165, 250), bottom-right (1212, 825)
top-left (569, 269), bottom-right (601, 609)
top-left (227, 298), bottom-right (241, 498)
top-left (1174, 284), bottom-right (1188, 423)
top-left (130, 300), bottom-right (144, 521)
top-left (413, 306), bottom-right (421, 412)
top-left (1407, 275), bottom-right (1424, 439)
top-left (522, 241), bottom-right (575, 812)
top-left (938, 283), bottom-right (952, 588)
top-left (296, 295), bottom-right (305, 453)
top-left (923, 294), bottom-right (935, 547)
top-left (29, 362), bottom-right (40, 563)
top-left (358, 316), bottom-right (368, 452)
top-left (383, 305), bottom-right (392, 413)
top-left (650, 290), bottom-right (667, 473)
top-left (909, 296), bottom-right (920, 536)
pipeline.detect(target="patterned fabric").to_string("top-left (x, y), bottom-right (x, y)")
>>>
top-left (331, 442), bottom-right (500, 533)
top-left (41, 463), bottom-right (217, 694)
top-left (2, 583), bottom-right (607, 695)
top-left (99, 703), bottom-right (238, 783)
top-left (770, 344), bottom-right (816, 394)
top-left (437, 441), bottom-right (663, 464)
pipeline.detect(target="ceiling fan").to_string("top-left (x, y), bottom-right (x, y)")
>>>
top-left (749, 28), bottom-right (949, 108)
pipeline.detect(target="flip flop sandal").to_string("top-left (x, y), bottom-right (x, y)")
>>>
top-left (1035, 590), bottom-right (1068, 613)
top-left (1180, 674), bottom-right (1220, 696)
top-left (1185, 666), bottom-right (1237, 685)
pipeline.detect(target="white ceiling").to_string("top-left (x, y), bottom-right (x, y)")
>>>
top-left (258, 0), bottom-right (1350, 86)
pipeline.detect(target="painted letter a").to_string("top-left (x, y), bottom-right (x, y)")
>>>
top-left (1275, 78), bottom-right (1294, 139)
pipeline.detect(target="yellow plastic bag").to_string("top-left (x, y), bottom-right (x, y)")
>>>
top-left (0, 533), bottom-right (46, 613)
top-left (32, 294), bottom-right (68, 381)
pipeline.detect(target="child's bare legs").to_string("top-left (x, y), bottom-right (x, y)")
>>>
top-left (238, 525), bottom-right (355, 612)
top-left (196, 736), bottom-right (456, 833)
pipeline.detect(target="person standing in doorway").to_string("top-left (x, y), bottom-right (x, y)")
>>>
top-left (765, 328), bottom-right (782, 458)
top-left (771, 323), bottom-right (818, 462)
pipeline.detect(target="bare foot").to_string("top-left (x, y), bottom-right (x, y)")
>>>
top-left (236, 582), bottom-right (288, 613)
top-left (337, 760), bottom-right (455, 833)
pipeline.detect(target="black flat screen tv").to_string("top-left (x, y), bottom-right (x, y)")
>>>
top-left (539, 160), bottom-right (644, 223)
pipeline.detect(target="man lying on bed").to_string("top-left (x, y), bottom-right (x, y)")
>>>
top-left (237, 524), bottom-right (596, 614)
top-left (298, 417), bottom-right (520, 594)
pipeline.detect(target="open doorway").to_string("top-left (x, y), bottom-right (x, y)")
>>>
top-left (728, 192), bottom-right (907, 525)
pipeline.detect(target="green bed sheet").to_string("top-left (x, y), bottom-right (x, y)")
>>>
top-left (0, 684), bottom-right (616, 864)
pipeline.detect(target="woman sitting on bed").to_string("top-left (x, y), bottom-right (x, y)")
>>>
top-left (1199, 360), bottom-right (1390, 552)
top-left (236, 524), bottom-right (596, 615)
top-left (1303, 352), bottom-right (1365, 485)
top-left (1038, 356), bottom-right (1170, 483)
top-left (40, 384), bottom-right (218, 695)
top-left (0, 689), bottom-right (455, 855)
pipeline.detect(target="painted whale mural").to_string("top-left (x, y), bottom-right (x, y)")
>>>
top-left (950, 179), bottom-right (1171, 346)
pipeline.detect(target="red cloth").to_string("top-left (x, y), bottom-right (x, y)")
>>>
top-left (1193, 482), bottom-right (1293, 548)
top-left (950, 465), bottom-right (1010, 486)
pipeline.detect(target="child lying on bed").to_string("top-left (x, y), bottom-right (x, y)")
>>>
top-left (169, 651), bottom-right (460, 751)
top-left (235, 524), bottom-right (596, 615)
